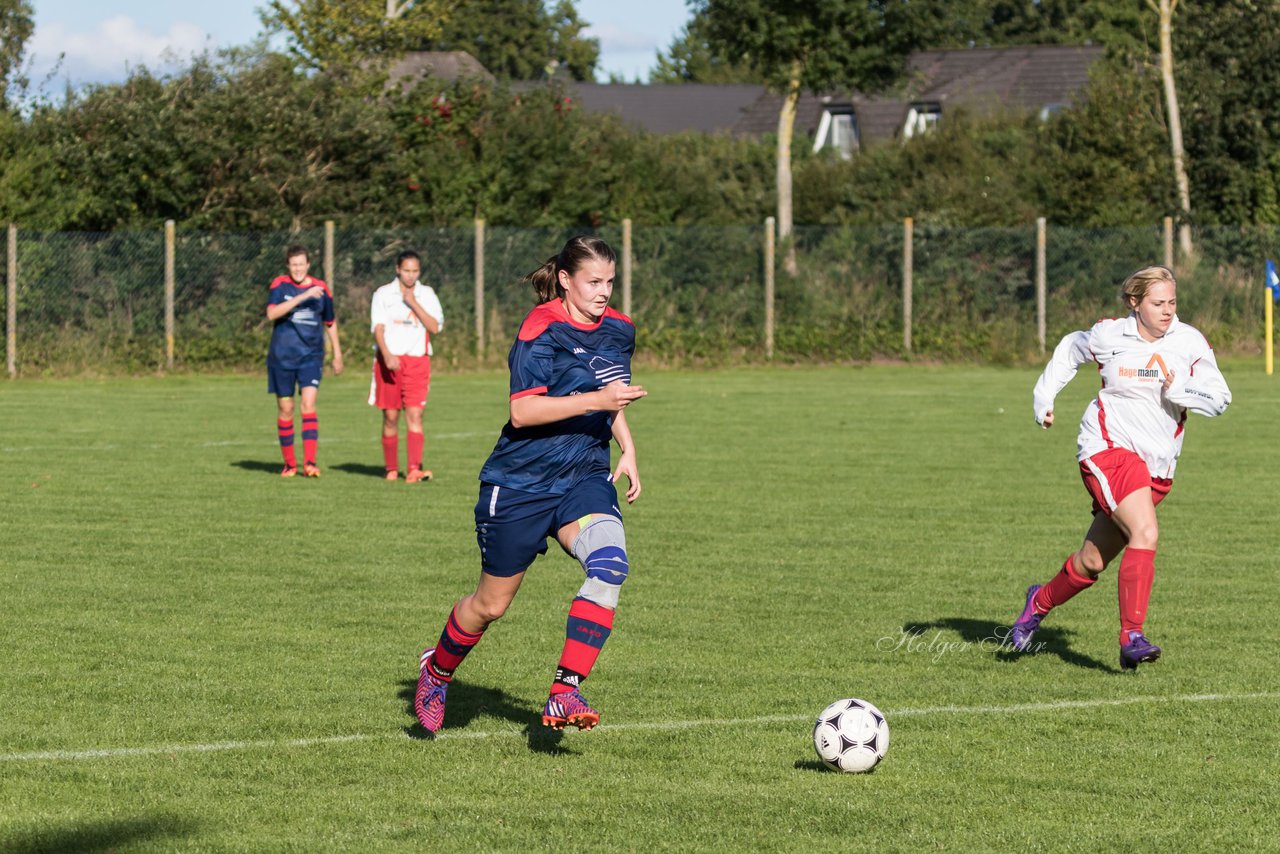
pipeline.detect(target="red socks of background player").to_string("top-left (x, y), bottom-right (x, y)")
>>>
top-left (425, 607), bottom-right (485, 682)
top-left (1117, 547), bottom-right (1156, 645)
top-left (1031, 553), bottom-right (1096, 614)
top-left (550, 598), bottom-right (615, 695)
top-left (301, 413), bottom-right (319, 464)
top-left (277, 418), bottom-right (297, 468)
top-left (407, 431), bottom-right (425, 473)
top-left (382, 434), bottom-right (399, 473)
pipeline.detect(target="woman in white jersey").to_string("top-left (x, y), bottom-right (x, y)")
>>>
top-left (1009, 265), bottom-right (1231, 670)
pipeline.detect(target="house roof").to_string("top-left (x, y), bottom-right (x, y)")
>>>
top-left (517, 82), bottom-right (768, 135)
top-left (733, 44), bottom-right (1105, 145)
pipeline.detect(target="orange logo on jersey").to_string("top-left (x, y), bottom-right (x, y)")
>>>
top-left (1118, 354), bottom-right (1167, 381)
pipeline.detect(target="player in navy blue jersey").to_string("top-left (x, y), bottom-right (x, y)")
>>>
top-left (415, 235), bottom-right (646, 733)
top-left (266, 245), bottom-right (344, 477)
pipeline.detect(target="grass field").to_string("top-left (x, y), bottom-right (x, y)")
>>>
top-left (2, 361), bottom-right (1279, 851)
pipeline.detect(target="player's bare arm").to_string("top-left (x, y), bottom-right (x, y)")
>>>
top-left (611, 410), bottom-right (641, 503)
top-left (510, 380), bottom-right (646, 428)
top-left (374, 324), bottom-right (400, 372)
top-left (265, 286), bottom-right (326, 321)
top-left (400, 286), bottom-right (441, 334)
top-left (327, 320), bottom-right (344, 375)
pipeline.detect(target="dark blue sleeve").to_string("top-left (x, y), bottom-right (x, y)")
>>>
top-left (508, 335), bottom-right (555, 397)
top-left (322, 292), bottom-right (335, 324)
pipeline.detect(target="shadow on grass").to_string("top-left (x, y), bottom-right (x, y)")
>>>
top-left (901, 617), bottom-right (1116, 673)
top-left (793, 758), bottom-right (882, 775)
top-left (3, 815), bottom-right (196, 854)
top-left (397, 679), bottom-right (570, 755)
top-left (330, 462), bottom-right (390, 479)
top-left (229, 459), bottom-right (282, 475)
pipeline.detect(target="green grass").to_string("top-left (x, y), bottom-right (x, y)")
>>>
top-left (2, 362), bottom-right (1279, 852)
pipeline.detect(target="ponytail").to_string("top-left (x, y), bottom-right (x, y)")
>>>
top-left (524, 255), bottom-right (560, 304)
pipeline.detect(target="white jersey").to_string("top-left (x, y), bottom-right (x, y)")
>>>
top-left (1033, 314), bottom-right (1230, 479)
top-left (370, 281), bottom-right (444, 357)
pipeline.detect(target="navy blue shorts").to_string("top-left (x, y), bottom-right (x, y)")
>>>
top-left (267, 359), bottom-right (323, 396)
top-left (475, 475), bottom-right (622, 577)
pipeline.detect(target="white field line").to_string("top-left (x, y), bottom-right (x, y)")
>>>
top-left (3, 691), bottom-right (1277, 764)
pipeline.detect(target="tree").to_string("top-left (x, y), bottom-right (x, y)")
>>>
top-left (695, 0), bottom-right (944, 273)
top-left (261, 0), bottom-right (451, 70)
top-left (430, 0), bottom-right (598, 80)
top-left (0, 0), bottom-right (33, 101)
top-left (1149, 0), bottom-right (1192, 256)
top-left (650, 14), bottom-right (762, 84)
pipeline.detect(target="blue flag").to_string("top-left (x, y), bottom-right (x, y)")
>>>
top-left (1269, 259), bottom-right (1280, 300)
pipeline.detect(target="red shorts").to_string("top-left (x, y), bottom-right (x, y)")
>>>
top-left (1078, 447), bottom-right (1172, 517)
top-left (369, 352), bottom-right (431, 410)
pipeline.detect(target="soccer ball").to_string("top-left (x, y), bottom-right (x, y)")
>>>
top-left (812, 698), bottom-right (889, 773)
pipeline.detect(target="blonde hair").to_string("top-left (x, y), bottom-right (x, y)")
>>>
top-left (1120, 265), bottom-right (1175, 308)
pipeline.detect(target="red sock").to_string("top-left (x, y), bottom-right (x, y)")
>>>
top-left (301, 413), bottom-right (318, 464)
top-left (1032, 554), bottom-right (1096, 614)
top-left (277, 418), bottom-right (296, 468)
top-left (407, 431), bottom-right (425, 471)
top-left (427, 607), bottom-right (484, 681)
top-left (551, 598), bottom-right (615, 695)
top-left (382, 434), bottom-right (399, 473)
top-left (1118, 547), bottom-right (1156, 645)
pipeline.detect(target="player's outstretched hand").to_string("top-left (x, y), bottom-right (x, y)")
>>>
top-left (612, 449), bottom-right (641, 503)
top-left (1041, 410), bottom-right (1054, 429)
top-left (598, 380), bottom-right (646, 412)
top-left (305, 285), bottom-right (327, 300)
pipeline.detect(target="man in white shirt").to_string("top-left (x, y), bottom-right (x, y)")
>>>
top-left (369, 250), bottom-right (445, 482)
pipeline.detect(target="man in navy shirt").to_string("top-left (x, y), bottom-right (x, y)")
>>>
top-left (266, 245), bottom-right (344, 477)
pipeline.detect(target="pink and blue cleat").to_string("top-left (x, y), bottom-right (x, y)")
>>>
top-left (415, 648), bottom-right (449, 732)
top-left (542, 689), bottom-right (600, 731)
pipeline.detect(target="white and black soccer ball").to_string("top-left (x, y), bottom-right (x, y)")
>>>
top-left (812, 698), bottom-right (889, 773)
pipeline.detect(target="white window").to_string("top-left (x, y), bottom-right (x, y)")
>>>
top-left (813, 108), bottom-right (859, 159)
top-left (902, 103), bottom-right (942, 139)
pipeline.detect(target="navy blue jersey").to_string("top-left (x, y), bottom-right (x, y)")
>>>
top-left (267, 276), bottom-right (335, 367)
top-left (478, 300), bottom-right (636, 494)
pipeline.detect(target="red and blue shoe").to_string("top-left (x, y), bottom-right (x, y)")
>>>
top-left (542, 689), bottom-right (600, 731)
top-left (415, 648), bottom-right (449, 732)
top-left (1120, 631), bottom-right (1162, 671)
top-left (1010, 584), bottom-right (1045, 652)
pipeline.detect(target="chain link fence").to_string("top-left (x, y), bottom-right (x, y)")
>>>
top-left (2, 222), bottom-right (1277, 376)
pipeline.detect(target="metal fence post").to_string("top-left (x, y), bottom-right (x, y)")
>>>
top-left (474, 218), bottom-right (485, 362)
top-left (6, 224), bottom-right (14, 378)
top-left (764, 216), bottom-right (775, 360)
top-left (903, 217), bottom-right (913, 354)
top-left (622, 218), bottom-right (632, 318)
top-left (1036, 217), bottom-right (1046, 354)
top-left (1163, 217), bottom-right (1174, 270)
top-left (324, 220), bottom-right (335, 290)
top-left (165, 220), bottom-right (175, 370)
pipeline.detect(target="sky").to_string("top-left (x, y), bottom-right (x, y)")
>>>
top-left (25, 0), bottom-right (694, 91)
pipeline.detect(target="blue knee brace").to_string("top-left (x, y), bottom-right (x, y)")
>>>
top-left (571, 515), bottom-right (628, 608)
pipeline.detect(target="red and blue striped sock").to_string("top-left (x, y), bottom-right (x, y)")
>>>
top-left (301, 413), bottom-right (319, 464)
top-left (277, 418), bottom-right (296, 468)
top-left (551, 598), bottom-right (615, 695)
top-left (426, 608), bottom-right (484, 681)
